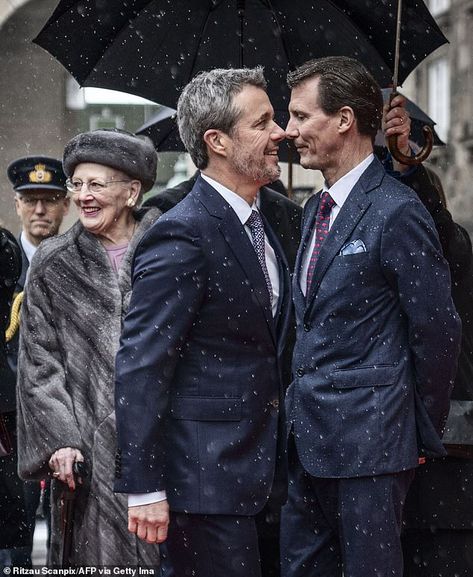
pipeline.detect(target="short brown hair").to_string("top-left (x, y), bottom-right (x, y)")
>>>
top-left (288, 56), bottom-right (383, 142)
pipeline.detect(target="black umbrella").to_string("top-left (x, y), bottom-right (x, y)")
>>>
top-left (137, 106), bottom-right (181, 152)
top-left (34, 0), bottom-right (447, 112)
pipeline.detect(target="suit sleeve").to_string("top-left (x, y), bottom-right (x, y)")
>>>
top-left (17, 267), bottom-right (83, 479)
top-left (114, 216), bottom-right (206, 493)
top-left (399, 164), bottom-right (473, 282)
top-left (380, 197), bottom-right (462, 435)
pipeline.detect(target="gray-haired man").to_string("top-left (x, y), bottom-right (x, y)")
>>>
top-left (114, 68), bottom-right (292, 577)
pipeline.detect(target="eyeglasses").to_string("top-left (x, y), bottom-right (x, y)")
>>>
top-left (66, 178), bottom-right (131, 194)
top-left (19, 196), bottom-right (65, 207)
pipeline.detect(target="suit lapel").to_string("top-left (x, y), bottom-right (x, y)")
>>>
top-left (305, 158), bottom-right (384, 312)
top-left (193, 178), bottom-right (277, 347)
top-left (261, 212), bottom-right (291, 354)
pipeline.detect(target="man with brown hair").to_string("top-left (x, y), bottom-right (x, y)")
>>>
top-left (281, 56), bottom-right (461, 577)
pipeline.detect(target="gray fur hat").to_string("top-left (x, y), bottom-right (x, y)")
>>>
top-left (63, 129), bottom-right (157, 192)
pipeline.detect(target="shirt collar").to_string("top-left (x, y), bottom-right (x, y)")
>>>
top-left (323, 153), bottom-right (374, 208)
top-left (20, 231), bottom-right (38, 263)
top-left (201, 173), bottom-right (257, 224)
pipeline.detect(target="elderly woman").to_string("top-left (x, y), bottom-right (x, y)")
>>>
top-left (16, 129), bottom-right (161, 565)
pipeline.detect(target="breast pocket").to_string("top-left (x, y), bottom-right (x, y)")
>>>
top-left (333, 252), bottom-right (370, 266)
top-left (329, 247), bottom-right (387, 299)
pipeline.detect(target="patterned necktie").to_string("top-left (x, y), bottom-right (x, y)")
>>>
top-left (306, 191), bottom-right (336, 292)
top-left (246, 210), bottom-right (273, 305)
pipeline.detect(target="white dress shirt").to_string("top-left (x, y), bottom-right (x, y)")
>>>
top-left (20, 232), bottom-right (37, 264)
top-left (128, 174), bottom-right (281, 508)
top-left (300, 154), bottom-right (374, 295)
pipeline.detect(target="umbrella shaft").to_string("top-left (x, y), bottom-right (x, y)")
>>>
top-left (392, 0), bottom-right (403, 91)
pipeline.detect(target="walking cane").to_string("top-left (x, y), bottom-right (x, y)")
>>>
top-left (60, 461), bottom-right (87, 567)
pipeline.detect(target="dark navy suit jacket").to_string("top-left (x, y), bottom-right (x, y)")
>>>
top-left (288, 157), bottom-right (462, 478)
top-left (115, 176), bottom-right (291, 515)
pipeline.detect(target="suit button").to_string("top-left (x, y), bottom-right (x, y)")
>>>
top-left (303, 324), bottom-right (310, 332)
top-left (296, 368), bottom-right (304, 377)
top-left (270, 399), bottom-right (279, 409)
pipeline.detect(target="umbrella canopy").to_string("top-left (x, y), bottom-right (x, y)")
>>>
top-left (137, 106), bottom-right (181, 152)
top-left (34, 0), bottom-right (447, 112)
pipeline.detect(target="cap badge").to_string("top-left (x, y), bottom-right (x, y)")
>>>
top-left (29, 164), bottom-right (52, 184)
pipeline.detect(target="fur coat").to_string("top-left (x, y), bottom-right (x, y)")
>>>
top-left (16, 208), bottom-right (161, 565)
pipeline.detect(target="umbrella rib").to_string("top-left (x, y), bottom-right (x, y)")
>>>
top-left (81, 1), bottom-right (154, 87)
top-left (325, 0), bottom-right (392, 77)
top-left (187, 7), bottom-right (218, 80)
top-left (262, 0), bottom-right (298, 70)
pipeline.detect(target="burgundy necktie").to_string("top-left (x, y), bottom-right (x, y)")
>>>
top-left (306, 191), bottom-right (336, 293)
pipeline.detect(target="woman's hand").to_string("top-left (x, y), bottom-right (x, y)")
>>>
top-left (49, 447), bottom-right (84, 490)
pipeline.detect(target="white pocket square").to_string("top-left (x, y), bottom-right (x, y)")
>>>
top-left (339, 239), bottom-right (367, 256)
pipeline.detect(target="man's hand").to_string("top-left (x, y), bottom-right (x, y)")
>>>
top-left (128, 500), bottom-right (170, 544)
top-left (49, 447), bottom-right (84, 490)
top-left (383, 93), bottom-right (412, 173)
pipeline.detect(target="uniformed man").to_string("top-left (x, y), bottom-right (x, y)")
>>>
top-left (8, 156), bottom-right (70, 300)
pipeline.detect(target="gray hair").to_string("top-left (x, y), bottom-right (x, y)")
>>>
top-left (177, 67), bottom-right (267, 169)
top-left (287, 56), bottom-right (383, 142)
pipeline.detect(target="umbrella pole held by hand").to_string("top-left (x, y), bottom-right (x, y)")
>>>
top-left (387, 0), bottom-right (434, 165)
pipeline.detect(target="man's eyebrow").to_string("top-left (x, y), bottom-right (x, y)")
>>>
top-left (252, 111), bottom-right (272, 125)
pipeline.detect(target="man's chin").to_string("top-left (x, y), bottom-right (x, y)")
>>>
top-left (298, 155), bottom-right (317, 171)
top-left (265, 165), bottom-right (281, 183)
top-left (31, 227), bottom-right (56, 240)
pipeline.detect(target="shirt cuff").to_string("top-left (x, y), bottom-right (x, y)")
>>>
top-left (128, 491), bottom-right (167, 507)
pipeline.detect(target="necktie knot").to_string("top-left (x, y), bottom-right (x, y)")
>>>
top-left (246, 210), bottom-right (264, 231)
top-left (319, 191), bottom-right (336, 218)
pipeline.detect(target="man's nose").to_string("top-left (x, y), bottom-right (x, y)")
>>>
top-left (271, 122), bottom-right (286, 142)
top-left (33, 200), bottom-right (47, 213)
top-left (285, 119), bottom-right (299, 140)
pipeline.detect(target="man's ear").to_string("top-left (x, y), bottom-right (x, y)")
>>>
top-left (338, 106), bottom-right (355, 134)
top-left (203, 129), bottom-right (227, 158)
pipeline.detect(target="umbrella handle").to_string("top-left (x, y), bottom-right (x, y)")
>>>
top-left (387, 91), bottom-right (434, 166)
top-left (387, 126), bottom-right (434, 166)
